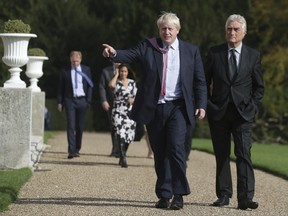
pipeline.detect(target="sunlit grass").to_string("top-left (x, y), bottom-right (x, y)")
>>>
top-left (0, 168), bottom-right (32, 212)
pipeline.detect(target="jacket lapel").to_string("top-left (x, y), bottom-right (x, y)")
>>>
top-left (219, 45), bottom-right (231, 82)
top-left (154, 38), bottom-right (164, 82)
top-left (237, 45), bottom-right (248, 79)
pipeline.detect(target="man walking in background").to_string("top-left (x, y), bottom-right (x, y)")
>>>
top-left (204, 14), bottom-right (264, 210)
top-left (57, 51), bottom-right (93, 159)
top-left (99, 62), bottom-right (120, 157)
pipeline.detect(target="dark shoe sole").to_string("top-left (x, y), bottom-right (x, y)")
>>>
top-left (212, 202), bottom-right (229, 207)
top-left (68, 153), bottom-right (79, 159)
top-left (170, 204), bottom-right (183, 210)
top-left (155, 199), bottom-right (170, 209)
top-left (238, 201), bottom-right (259, 210)
top-left (170, 195), bottom-right (183, 210)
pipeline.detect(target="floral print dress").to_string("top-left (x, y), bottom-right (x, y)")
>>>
top-left (111, 79), bottom-right (137, 144)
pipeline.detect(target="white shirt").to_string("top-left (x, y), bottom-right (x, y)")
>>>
top-left (158, 38), bottom-right (182, 104)
top-left (71, 66), bottom-right (85, 97)
top-left (228, 43), bottom-right (242, 68)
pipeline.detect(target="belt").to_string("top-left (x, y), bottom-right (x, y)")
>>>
top-left (165, 98), bottom-right (184, 103)
top-left (73, 96), bottom-right (85, 99)
top-left (158, 98), bottom-right (184, 105)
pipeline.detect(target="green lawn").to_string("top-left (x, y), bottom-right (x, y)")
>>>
top-left (192, 138), bottom-right (288, 180)
top-left (0, 168), bottom-right (32, 212)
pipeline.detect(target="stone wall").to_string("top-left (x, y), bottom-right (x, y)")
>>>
top-left (0, 88), bottom-right (32, 169)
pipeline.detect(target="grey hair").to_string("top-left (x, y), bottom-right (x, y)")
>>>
top-left (70, 51), bottom-right (82, 59)
top-left (225, 14), bottom-right (247, 33)
top-left (157, 11), bottom-right (181, 31)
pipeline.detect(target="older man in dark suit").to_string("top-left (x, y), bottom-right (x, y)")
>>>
top-left (102, 12), bottom-right (207, 210)
top-left (205, 14), bottom-right (264, 210)
top-left (57, 51), bottom-right (93, 159)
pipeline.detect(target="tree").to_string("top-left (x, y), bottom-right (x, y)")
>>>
top-left (247, 0), bottom-right (288, 143)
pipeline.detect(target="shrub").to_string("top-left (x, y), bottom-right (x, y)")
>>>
top-left (2, 19), bottom-right (31, 33)
top-left (28, 48), bottom-right (46, 56)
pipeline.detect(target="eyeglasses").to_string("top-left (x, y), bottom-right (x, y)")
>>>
top-left (227, 27), bottom-right (242, 33)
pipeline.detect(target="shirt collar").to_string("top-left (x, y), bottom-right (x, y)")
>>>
top-left (163, 38), bottom-right (179, 50)
top-left (72, 65), bottom-right (81, 71)
top-left (228, 42), bottom-right (242, 54)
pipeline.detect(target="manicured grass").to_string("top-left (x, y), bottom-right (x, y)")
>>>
top-left (0, 131), bottom-right (55, 212)
top-left (192, 138), bottom-right (288, 180)
top-left (0, 168), bottom-right (32, 212)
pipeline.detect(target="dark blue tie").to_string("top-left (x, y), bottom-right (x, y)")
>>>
top-left (75, 68), bottom-right (94, 88)
top-left (74, 69), bottom-right (78, 89)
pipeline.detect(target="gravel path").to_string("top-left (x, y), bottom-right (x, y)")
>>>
top-left (2, 132), bottom-right (288, 216)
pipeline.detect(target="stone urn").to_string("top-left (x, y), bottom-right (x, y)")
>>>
top-left (0, 33), bottom-right (37, 88)
top-left (25, 56), bottom-right (48, 92)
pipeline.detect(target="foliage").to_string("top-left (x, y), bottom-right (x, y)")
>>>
top-left (0, 0), bottom-right (287, 143)
top-left (0, 168), bottom-right (32, 212)
top-left (2, 19), bottom-right (31, 33)
top-left (28, 48), bottom-right (46, 56)
top-left (246, 0), bottom-right (288, 144)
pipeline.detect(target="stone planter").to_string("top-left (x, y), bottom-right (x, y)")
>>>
top-left (0, 33), bottom-right (37, 88)
top-left (25, 56), bottom-right (49, 92)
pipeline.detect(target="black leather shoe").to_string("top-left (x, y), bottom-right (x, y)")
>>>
top-left (155, 198), bottom-right (170, 209)
top-left (119, 158), bottom-right (128, 168)
top-left (68, 153), bottom-right (79, 159)
top-left (170, 195), bottom-right (183, 210)
top-left (238, 199), bottom-right (259, 210)
top-left (67, 154), bottom-right (74, 159)
top-left (110, 152), bottom-right (120, 157)
top-left (212, 195), bottom-right (229, 207)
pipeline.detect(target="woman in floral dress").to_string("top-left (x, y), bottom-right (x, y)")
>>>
top-left (108, 63), bottom-right (137, 167)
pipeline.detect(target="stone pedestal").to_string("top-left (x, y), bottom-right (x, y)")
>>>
top-left (31, 92), bottom-right (45, 137)
top-left (30, 92), bottom-right (46, 167)
top-left (0, 88), bottom-right (32, 169)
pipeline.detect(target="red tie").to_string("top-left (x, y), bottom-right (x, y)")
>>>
top-left (161, 46), bottom-right (170, 96)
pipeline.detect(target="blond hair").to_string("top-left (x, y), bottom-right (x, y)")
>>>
top-left (70, 51), bottom-right (82, 59)
top-left (157, 11), bottom-right (181, 31)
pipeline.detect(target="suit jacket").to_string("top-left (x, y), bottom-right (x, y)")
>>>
top-left (99, 65), bottom-right (114, 106)
top-left (57, 64), bottom-right (93, 105)
top-left (205, 43), bottom-right (264, 121)
top-left (111, 38), bottom-right (207, 126)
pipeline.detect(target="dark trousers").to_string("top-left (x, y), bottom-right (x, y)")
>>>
top-left (146, 99), bottom-right (191, 199)
top-left (184, 123), bottom-right (194, 161)
top-left (65, 97), bottom-right (88, 154)
top-left (208, 103), bottom-right (255, 201)
top-left (107, 109), bottom-right (119, 154)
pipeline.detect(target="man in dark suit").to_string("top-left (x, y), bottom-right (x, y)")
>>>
top-left (102, 12), bottom-right (207, 210)
top-left (57, 51), bottom-right (93, 159)
top-left (204, 14), bottom-right (264, 210)
top-left (99, 62), bottom-right (120, 157)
